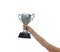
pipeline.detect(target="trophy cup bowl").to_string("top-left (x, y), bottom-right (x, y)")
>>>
top-left (18, 13), bottom-right (35, 38)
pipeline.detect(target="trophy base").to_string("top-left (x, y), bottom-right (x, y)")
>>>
top-left (18, 32), bottom-right (31, 38)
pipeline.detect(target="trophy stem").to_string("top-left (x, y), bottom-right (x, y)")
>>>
top-left (23, 29), bottom-right (28, 33)
top-left (23, 27), bottom-right (28, 33)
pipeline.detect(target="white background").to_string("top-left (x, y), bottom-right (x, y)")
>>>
top-left (0, 0), bottom-right (60, 52)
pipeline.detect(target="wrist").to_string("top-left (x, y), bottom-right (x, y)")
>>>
top-left (29, 29), bottom-right (36, 34)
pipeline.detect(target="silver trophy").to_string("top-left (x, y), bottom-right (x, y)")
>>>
top-left (18, 13), bottom-right (35, 38)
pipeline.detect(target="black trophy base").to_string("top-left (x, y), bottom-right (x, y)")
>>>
top-left (18, 32), bottom-right (31, 38)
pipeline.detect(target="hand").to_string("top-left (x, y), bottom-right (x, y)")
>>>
top-left (23, 25), bottom-right (33, 33)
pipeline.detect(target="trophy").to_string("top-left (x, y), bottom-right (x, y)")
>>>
top-left (18, 13), bottom-right (35, 38)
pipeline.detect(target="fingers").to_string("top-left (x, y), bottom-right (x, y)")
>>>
top-left (23, 25), bottom-right (27, 27)
top-left (23, 25), bottom-right (27, 28)
top-left (23, 25), bottom-right (28, 30)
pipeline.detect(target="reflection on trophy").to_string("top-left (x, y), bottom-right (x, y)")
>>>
top-left (18, 13), bottom-right (35, 38)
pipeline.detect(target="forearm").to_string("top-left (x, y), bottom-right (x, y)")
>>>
top-left (30, 30), bottom-right (58, 51)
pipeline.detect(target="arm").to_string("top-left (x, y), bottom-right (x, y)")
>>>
top-left (23, 25), bottom-right (60, 52)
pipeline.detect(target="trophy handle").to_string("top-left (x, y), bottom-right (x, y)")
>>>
top-left (18, 14), bottom-right (22, 21)
top-left (31, 13), bottom-right (35, 20)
